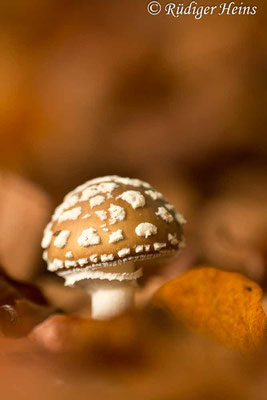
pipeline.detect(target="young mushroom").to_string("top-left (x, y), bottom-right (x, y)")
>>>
top-left (41, 176), bottom-right (186, 319)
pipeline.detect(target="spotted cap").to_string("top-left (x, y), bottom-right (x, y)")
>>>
top-left (42, 176), bottom-right (186, 283)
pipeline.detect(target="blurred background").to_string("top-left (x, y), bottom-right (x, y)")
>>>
top-left (0, 0), bottom-right (266, 299)
top-left (0, 3), bottom-right (267, 399)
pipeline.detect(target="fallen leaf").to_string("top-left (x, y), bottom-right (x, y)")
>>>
top-left (0, 266), bottom-right (48, 306)
top-left (0, 299), bottom-right (53, 337)
top-left (29, 307), bottom-right (176, 368)
top-left (29, 313), bottom-right (146, 366)
top-left (152, 267), bottom-right (267, 351)
top-left (0, 267), bottom-right (54, 337)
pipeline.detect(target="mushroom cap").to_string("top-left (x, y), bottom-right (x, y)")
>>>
top-left (42, 176), bottom-right (185, 280)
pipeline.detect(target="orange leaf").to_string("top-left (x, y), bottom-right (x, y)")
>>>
top-left (152, 267), bottom-right (267, 351)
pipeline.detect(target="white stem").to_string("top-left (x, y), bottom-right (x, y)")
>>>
top-left (90, 280), bottom-right (135, 320)
top-left (80, 263), bottom-right (139, 320)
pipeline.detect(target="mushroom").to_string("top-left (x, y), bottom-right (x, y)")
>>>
top-left (41, 176), bottom-right (186, 319)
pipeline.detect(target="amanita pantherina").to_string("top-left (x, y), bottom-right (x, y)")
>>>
top-left (41, 176), bottom-right (186, 319)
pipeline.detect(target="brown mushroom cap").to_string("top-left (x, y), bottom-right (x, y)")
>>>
top-left (42, 176), bottom-right (185, 278)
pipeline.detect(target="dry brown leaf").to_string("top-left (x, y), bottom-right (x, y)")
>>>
top-left (0, 266), bottom-right (48, 306)
top-left (29, 312), bottom-right (147, 367)
top-left (0, 267), bottom-right (54, 337)
top-left (29, 307), bottom-right (178, 369)
top-left (152, 267), bottom-right (267, 351)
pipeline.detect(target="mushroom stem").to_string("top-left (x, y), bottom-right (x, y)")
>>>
top-left (89, 280), bottom-right (135, 320)
top-left (84, 262), bottom-right (138, 319)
